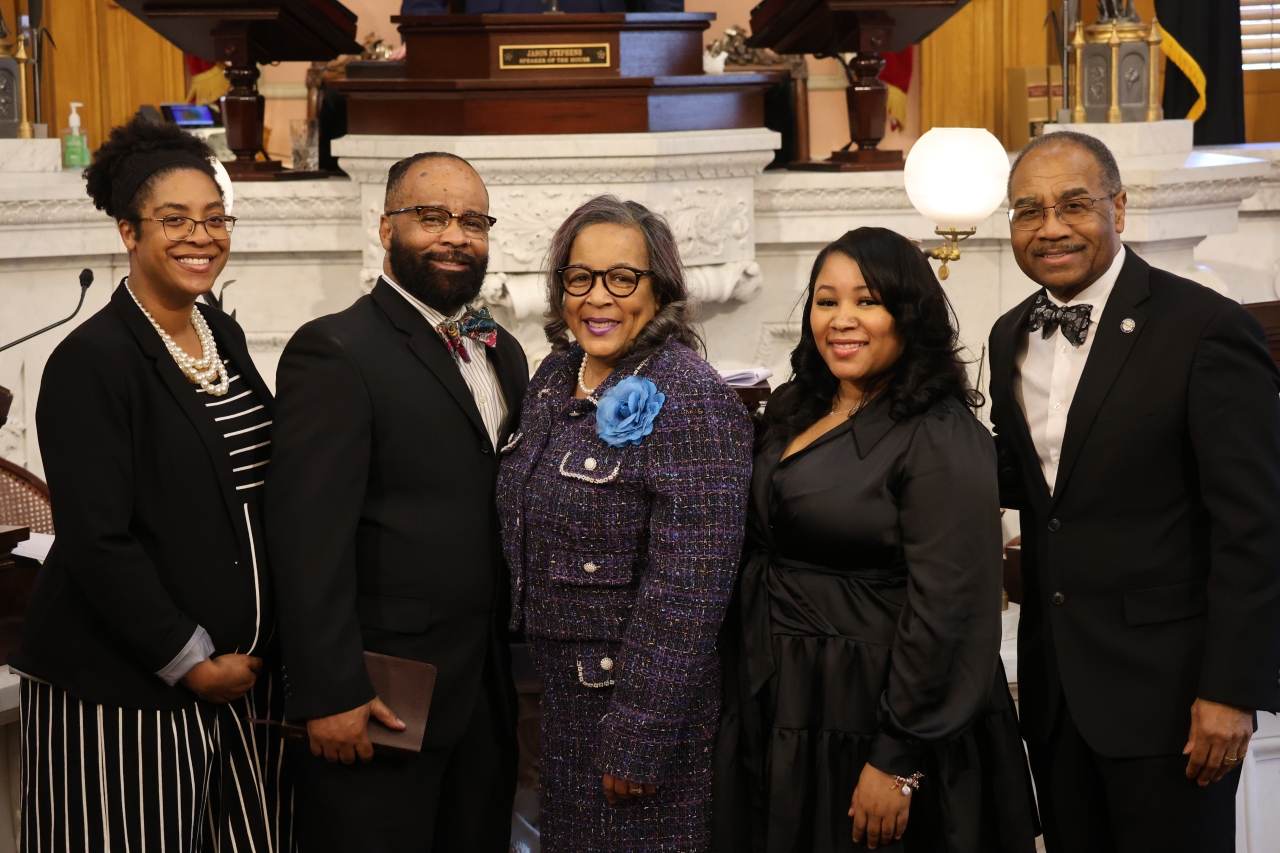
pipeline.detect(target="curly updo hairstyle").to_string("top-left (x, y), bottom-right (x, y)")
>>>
top-left (543, 195), bottom-right (703, 359)
top-left (83, 116), bottom-right (221, 228)
top-left (763, 226), bottom-right (982, 443)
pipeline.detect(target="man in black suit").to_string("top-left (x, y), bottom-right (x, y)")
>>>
top-left (990, 131), bottom-right (1280, 852)
top-left (267, 152), bottom-right (527, 851)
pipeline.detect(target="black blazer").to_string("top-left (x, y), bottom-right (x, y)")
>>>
top-left (266, 280), bottom-right (528, 749)
top-left (11, 282), bottom-right (274, 710)
top-left (989, 248), bottom-right (1280, 757)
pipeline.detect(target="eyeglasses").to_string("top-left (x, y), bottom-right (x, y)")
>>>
top-left (148, 215), bottom-right (237, 241)
top-left (386, 206), bottom-right (497, 237)
top-left (556, 265), bottom-right (654, 298)
top-left (1007, 194), bottom-right (1118, 231)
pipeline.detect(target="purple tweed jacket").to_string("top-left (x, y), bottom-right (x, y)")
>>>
top-left (496, 339), bottom-right (753, 781)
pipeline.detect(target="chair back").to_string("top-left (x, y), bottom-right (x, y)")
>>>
top-left (0, 457), bottom-right (54, 535)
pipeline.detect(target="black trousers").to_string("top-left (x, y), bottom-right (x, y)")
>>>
top-left (19, 675), bottom-right (294, 853)
top-left (1028, 698), bottom-right (1239, 853)
top-left (291, 666), bottom-right (518, 853)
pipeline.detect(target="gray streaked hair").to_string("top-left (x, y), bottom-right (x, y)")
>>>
top-left (1009, 130), bottom-right (1123, 199)
top-left (543, 194), bottom-right (703, 357)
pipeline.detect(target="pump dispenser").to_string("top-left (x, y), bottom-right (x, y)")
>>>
top-left (61, 103), bottom-right (89, 169)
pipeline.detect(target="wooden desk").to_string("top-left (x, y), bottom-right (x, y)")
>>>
top-left (1244, 301), bottom-right (1280, 370)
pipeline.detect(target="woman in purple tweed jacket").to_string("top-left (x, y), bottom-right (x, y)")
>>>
top-left (496, 195), bottom-right (753, 851)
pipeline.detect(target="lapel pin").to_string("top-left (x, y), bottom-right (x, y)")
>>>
top-left (1120, 318), bottom-right (1136, 333)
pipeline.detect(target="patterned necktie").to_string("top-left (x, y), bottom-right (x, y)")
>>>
top-left (437, 305), bottom-right (498, 364)
top-left (1028, 290), bottom-right (1093, 347)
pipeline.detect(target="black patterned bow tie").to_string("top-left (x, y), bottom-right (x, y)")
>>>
top-left (1028, 291), bottom-right (1093, 346)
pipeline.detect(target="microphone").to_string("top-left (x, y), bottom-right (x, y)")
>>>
top-left (0, 269), bottom-right (93, 355)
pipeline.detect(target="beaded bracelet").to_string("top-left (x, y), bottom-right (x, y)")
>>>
top-left (890, 772), bottom-right (924, 796)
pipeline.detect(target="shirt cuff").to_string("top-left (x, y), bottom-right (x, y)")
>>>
top-left (155, 626), bottom-right (215, 687)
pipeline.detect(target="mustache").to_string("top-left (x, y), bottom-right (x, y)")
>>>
top-left (1031, 242), bottom-right (1086, 257)
top-left (423, 249), bottom-right (479, 268)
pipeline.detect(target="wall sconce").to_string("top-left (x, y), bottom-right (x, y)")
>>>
top-left (904, 127), bottom-right (1010, 280)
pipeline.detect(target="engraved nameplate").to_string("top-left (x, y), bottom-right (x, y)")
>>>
top-left (499, 43), bottom-right (610, 70)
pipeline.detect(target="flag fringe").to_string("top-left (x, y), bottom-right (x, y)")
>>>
top-left (1161, 27), bottom-right (1207, 123)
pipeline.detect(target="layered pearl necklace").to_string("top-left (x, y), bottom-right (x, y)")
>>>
top-left (126, 279), bottom-right (231, 396)
top-left (578, 352), bottom-right (600, 397)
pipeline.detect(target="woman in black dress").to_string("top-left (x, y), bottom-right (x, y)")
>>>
top-left (713, 227), bottom-right (1038, 852)
top-left (11, 118), bottom-right (293, 851)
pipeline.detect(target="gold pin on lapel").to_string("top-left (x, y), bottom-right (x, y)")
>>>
top-left (1120, 318), bottom-right (1136, 333)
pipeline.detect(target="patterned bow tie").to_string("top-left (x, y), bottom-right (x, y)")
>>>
top-left (437, 305), bottom-right (498, 363)
top-left (1028, 291), bottom-right (1093, 347)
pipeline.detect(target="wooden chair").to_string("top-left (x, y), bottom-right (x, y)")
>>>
top-left (0, 456), bottom-right (53, 535)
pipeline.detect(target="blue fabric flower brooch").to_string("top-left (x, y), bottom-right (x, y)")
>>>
top-left (596, 376), bottom-right (665, 447)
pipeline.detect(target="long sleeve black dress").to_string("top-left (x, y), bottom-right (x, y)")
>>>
top-left (712, 391), bottom-right (1039, 853)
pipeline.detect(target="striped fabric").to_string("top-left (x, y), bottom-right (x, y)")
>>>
top-left (381, 276), bottom-right (508, 447)
top-left (19, 675), bottom-right (294, 853)
top-left (199, 359), bottom-right (271, 656)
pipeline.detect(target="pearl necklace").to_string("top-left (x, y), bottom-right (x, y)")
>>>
top-left (578, 352), bottom-right (600, 397)
top-left (126, 280), bottom-right (231, 396)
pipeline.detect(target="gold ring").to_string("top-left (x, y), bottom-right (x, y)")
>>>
top-left (628, 785), bottom-right (643, 795)
top-left (1225, 756), bottom-right (1239, 763)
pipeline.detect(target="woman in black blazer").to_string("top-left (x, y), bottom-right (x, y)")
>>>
top-left (9, 118), bottom-right (294, 852)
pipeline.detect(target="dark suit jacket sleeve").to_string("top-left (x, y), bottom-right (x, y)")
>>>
top-left (987, 328), bottom-right (1027, 512)
top-left (36, 336), bottom-right (198, 673)
top-left (267, 322), bottom-right (377, 719)
top-left (1187, 303), bottom-right (1280, 712)
top-left (868, 406), bottom-right (1004, 777)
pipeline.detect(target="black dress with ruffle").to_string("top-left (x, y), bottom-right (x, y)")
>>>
top-left (712, 393), bottom-right (1040, 852)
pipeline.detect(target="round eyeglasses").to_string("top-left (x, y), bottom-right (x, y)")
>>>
top-left (1007, 193), bottom-right (1118, 231)
top-left (556, 265), bottom-right (654, 298)
top-left (386, 205), bottom-right (497, 237)
top-left (147, 215), bottom-right (236, 241)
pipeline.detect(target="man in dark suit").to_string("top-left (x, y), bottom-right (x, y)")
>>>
top-left (990, 130), bottom-right (1280, 852)
top-left (267, 152), bottom-right (527, 851)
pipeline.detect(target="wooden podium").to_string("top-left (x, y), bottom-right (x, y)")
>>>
top-left (332, 13), bottom-right (781, 136)
top-left (119, 0), bottom-right (362, 179)
top-left (747, 0), bottom-right (970, 171)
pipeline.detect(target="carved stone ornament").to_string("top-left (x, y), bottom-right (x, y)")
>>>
top-left (755, 185), bottom-right (913, 213)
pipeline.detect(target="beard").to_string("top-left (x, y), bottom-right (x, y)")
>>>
top-left (387, 234), bottom-right (488, 316)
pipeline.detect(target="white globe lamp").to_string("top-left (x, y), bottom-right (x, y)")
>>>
top-left (904, 127), bottom-right (1010, 279)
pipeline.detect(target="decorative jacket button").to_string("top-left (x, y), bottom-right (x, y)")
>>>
top-left (600, 657), bottom-right (614, 671)
top-left (583, 457), bottom-right (598, 471)
top-left (584, 562), bottom-right (598, 573)
top-left (1052, 592), bottom-right (1066, 605)
top-left (1047, 518), bottom-right (1061, 532)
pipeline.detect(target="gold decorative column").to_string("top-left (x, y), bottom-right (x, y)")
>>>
top-left (1107, 23), bottom-right (1122, 123)
top-left (15, 33), bottom-right (32, 139)
top-left (1072, 21), bottom-right (1086, 123)
top-left (1146, 17), bottom-right (1164, 122)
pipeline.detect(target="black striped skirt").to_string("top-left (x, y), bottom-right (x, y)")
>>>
top-left (19, 673), bottom-right (295, 853)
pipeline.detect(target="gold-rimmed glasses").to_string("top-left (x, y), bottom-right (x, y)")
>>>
top-left (148, 215), bottom-right (237, 241)
top-left (386, 205), bottom-right (497, 237)
top-left (1007, 193), bottom-right (1118, 231)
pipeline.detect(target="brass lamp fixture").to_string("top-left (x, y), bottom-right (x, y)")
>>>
top-left (904, 128), bottom-right (1011, 281)
top-left (14, 32), bottom-right (31, 138)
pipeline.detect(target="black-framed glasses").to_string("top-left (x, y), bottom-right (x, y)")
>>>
top-left (148, 215), bottom-right (237, 241)
top-left (556, 265), bottom-right (654, 298)
top-left (1008, 193), bottom-right (1118, 231)
top-left (386, 205), bottom-right (497, 237)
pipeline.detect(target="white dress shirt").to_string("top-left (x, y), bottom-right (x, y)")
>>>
top-left (382, 274), bottom-right (508, 448)
top-left (1014, 246), bottom-right (1127, 494)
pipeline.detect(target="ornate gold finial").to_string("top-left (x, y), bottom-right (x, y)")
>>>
top-left (1106, 22), bottom-right (1122, 123)
top-left (1146, 17), bottom-right (1164, 122)
top-left (1072, 21), bottom-right (1087, 123)
top-left (15, 33), bottom-right (32, 139)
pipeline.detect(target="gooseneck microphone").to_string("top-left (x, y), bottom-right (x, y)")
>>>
top-left (0, 269), bottom-right (93, 354)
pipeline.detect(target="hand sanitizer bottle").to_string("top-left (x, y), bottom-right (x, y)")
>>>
top-left (61, 103), bottom-right (89, 169)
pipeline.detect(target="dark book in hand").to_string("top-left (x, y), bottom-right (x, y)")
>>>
top-left (249, 651), bottom-right (437, 755)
